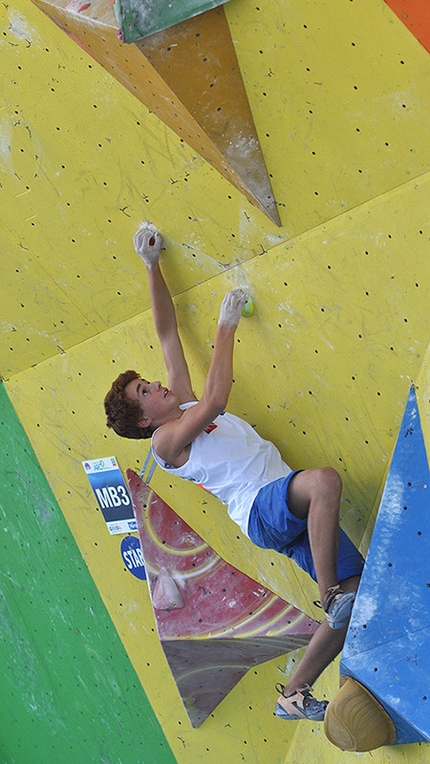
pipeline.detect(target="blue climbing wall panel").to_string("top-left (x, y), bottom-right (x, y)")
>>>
top-left (341, 387), bottom-right (430, 745)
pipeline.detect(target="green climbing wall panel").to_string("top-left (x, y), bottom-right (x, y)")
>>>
top-left (0, 383), bottom-right (177, 764)
top-left (114, 0), bottom-right (230, 42)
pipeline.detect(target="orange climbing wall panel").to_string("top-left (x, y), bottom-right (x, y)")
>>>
top-left (385, 0), bottom-right (430, 52)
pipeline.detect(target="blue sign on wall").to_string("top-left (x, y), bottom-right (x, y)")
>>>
top-left (121, 535), bottom-right (147, 580)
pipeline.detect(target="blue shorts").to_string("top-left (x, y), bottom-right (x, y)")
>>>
top-left (247, 471), bottom-right (365, 582)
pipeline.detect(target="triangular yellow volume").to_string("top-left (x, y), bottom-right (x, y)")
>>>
top-left (32, 0), bottom-right (281, 224)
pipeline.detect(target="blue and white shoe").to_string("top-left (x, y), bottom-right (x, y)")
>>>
top-left (323, 586), bottom-right (356, 629)
top-left (275, 684), bottom-right (328, 721)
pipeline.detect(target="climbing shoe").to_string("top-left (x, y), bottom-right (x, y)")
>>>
top-left (275, 683), bottom-right (328, 721)
top-left (323, 585), bottom-right (356, 630)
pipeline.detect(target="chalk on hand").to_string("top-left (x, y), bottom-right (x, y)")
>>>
top-left (140, 220), bottom-right (159, 234)
top-left (241, 296), bottom-right (254, 317)
top-left (140, 221), bottom-right (159, 246)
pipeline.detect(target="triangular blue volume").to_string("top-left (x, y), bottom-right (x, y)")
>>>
top-left (341, 386), bottom-right (430, 745)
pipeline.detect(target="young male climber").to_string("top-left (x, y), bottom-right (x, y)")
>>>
top-left (104, 224), bottom-right (365, 722)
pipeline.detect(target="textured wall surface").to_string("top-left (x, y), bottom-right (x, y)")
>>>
top-left (0, 384), bottom-right (176, 764)
top-left (1, 0), bottom-right (429, 762)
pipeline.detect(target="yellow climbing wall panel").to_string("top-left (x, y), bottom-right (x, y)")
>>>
top-left (2, 0), bottom-right (429, 763)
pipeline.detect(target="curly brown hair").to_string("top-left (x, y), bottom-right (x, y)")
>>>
top-left (104, 369), bottom-right (153, 440)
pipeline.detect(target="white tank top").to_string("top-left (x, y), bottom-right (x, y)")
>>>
top-left (151, 403), bottom-right (292, 536)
